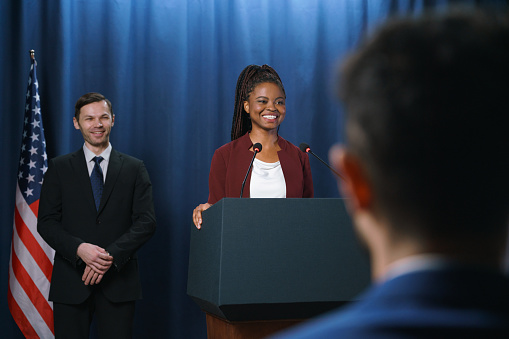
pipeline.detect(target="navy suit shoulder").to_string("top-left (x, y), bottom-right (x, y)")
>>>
top-left (271, 267), bottom-right (509, 338)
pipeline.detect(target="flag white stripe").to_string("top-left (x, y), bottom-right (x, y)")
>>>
top-left (12, 218), bottom-right (53, 302)
top-left (9, 249), bottom-right (54, 339)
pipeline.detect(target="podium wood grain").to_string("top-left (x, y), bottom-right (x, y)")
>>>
top-left (206, 313), bottom-right (303, 339)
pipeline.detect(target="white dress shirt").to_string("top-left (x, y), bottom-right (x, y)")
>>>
top-left (250, 158), bottom-right (286, 198)
top-left (83, 143), bottom-right (112, 183)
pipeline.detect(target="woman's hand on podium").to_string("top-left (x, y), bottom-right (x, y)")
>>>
top-left (193, 203), bottom-right (212, 229)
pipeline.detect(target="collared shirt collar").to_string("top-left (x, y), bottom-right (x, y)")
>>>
top-left (83, 143), bottom-right (112, 163)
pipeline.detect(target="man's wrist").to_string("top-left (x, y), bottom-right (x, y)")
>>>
top-left (76, 242), bottom-right (84, 260)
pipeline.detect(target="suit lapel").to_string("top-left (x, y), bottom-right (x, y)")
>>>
top-left (70, 148), bottom-right (97, 212)
top-left (98, 149), bottom-right (123, 213)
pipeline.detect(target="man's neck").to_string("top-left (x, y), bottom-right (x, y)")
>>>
top-left (85, 142), bottom-right (108, 156)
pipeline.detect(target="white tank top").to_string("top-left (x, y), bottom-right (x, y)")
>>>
top-left (250, 158), bottom-right (286, 198)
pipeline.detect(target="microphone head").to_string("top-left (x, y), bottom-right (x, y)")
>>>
top-left (299, 143), bottom-right (311, 153)
top-left (253, 143), bottom-right (262, 153)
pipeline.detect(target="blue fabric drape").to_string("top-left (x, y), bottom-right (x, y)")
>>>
top-left (1, 1), bottom-right (507, 338)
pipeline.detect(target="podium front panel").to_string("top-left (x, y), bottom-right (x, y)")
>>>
top-left (187, 198), bottom-right (370, 321)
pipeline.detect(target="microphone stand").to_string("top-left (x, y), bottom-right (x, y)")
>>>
top-left (240, 144), bottom-right (262, 198)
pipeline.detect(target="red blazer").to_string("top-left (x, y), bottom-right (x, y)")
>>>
top-left (207, 133), bottom-right (314, 204)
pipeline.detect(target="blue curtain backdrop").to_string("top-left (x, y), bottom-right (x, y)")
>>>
top-left (1, 0), bottom-right (507, 338)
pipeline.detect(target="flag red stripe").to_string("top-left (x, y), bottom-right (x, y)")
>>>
top-left (10, 243), bottom-right (55, 333)
top-left (14, 205), bottom-right (53, 282)
top-left (7, 285), bottom-right (39, 339)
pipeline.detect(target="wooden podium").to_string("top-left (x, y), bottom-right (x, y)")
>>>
top-left (187, 198), bottom-right (370, 338)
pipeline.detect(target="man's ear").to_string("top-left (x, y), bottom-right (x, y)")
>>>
top-left (330, 145), bottom-right (372, 211)
top-left (73, 117), bottom-right (80, 130)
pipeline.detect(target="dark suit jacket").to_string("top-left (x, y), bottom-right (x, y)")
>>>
top-left (207, 133), bottom-right (314, 204)
top-left (38, 148), bottom-right (156, 304)
top-left (272, 266), bottom-right (509, 338)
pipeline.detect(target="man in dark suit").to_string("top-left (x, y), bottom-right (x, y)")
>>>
top-left (38, 92), bottom-right (156, 338)
top-left (273, 10), bottom-right (509, 338)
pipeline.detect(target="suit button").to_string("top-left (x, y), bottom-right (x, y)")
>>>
top-left (96, 218), bottom-right (101, 224)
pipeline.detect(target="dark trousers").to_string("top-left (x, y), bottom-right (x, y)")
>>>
top-left (53, 288), bottom-right (135, 339)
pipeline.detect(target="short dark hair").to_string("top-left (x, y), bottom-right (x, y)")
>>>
top-left (339, 11), bottom-right (509, 238)
top-left (231, 65), bottom-right (286, 141)
top-left (74, 92), bottom-right (113, 120)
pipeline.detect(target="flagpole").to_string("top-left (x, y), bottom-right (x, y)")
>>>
top-left (30, 49), bottom-right (35, 60)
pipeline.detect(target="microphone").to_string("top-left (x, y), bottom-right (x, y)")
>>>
top-left (299, 143), bottom-right (347, 181)
top-left (240, 143), bottom-right (262, 198)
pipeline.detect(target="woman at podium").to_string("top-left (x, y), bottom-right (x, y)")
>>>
top-left (193, 64), bottom-right (314, 228)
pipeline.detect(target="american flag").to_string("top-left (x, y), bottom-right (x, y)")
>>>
top-left (8, 52), bottom-right (55, 338)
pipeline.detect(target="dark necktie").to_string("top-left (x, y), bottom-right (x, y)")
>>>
top-left (91, 156), bottom-right (104, 210)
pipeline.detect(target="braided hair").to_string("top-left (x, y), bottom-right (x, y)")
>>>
top-left (231, 65), bottom-right (286, 141)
